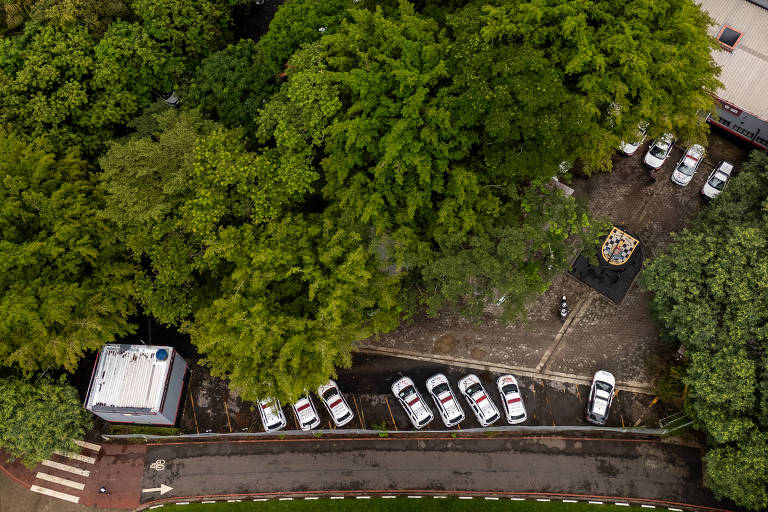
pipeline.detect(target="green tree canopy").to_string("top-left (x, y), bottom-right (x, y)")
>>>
top-left (0, 130), bottom-right (134, 372)
top-left (0, 375), bottom-right (91, 468)
top-left (643, 151), bottom-right (768, 509)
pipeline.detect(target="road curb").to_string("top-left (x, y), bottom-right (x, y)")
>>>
top-left (357, 345), bottom-right (655, 394)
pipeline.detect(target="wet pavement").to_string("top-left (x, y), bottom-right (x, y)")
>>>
top-left (139, 435), bottom-right (732, 509)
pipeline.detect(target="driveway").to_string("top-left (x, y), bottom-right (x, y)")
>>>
top-left (139, 435), bottom-right (733, 509)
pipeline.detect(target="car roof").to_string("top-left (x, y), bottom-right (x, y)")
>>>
top-left (716, 161), bottom-right (734, 174)
top-left (593, 370), bottom-right (615, 386)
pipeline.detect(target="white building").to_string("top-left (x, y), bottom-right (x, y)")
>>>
top-left (84, 344), bottom-right (188, 425)
top-left (698, 0), bottom-right (768, 149)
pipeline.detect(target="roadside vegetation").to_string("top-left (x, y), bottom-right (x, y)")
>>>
top-left (0, 0), bottom-right (723, 474)
top-left (643, 151), bottom-right (768, 510)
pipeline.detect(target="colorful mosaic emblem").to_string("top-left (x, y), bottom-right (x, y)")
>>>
top-left (601, 227), bottom-right (639, 266)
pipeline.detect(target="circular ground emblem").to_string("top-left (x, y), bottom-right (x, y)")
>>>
top-left (601, 226), bottom-right (639, 266)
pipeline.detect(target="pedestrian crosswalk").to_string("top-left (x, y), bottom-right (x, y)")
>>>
top-left (30, 440), bottom-right (101, 504)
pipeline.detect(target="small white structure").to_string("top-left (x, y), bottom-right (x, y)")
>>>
top-left (85, 344), bottom-right (188, 425)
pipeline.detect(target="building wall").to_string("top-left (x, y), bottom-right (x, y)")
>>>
top-left (159, 353), bottom-right (189, 425)
top-left (709, 98), bottom-right (768, 150)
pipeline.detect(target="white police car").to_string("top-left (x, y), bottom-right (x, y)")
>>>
top-left (426, 373), bottom-right (465, 428)
top-left (643, 133), bottom-right (675, 169)
top-left (671, 144), bottom-right (705, 186)
top-left (586, 370), bottom-right (615, 425)
top-left (392, 376), bottom-right (434, 429)
top-left (458, 374), bottom-right (500, 427)
top-left (497, 374), bottom-right (527, 424)
top-left (317, 380), bottom-right (354, 427)
top-left (258, 398), bottom-right (287, 432)
top-left (701, 160), bottom-right (733, 199)
top-left (292, 395), bottom-right (321, 431)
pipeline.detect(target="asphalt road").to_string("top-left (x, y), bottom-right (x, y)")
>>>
top-left (140, 436), bottom-right (727, 508)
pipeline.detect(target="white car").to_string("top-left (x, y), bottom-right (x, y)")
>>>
top-left (671, 144), bottom-right (705, 186)
top-left (258, 398), bottom-right (287, 432)
top-left (643, 133), bottom-right (675, 169)
top-left (425, 373), bottom-right (465, 428)
top-left (392, 376), bottom-right (434, 429)
top-left (497, 374), bottom-right (527, 424)
top-left (458, 374), bottom-right (500, 427)
top-left (701, 160), bottom-right (733, 199)
top-left (292, 395), bottom-right (321, 431)
top-left (585, 371), bottom-right (615, 425)
top-left (619, 124), bottom-right (648, 156)
top-left (317, 380), bottom-right (354, 427)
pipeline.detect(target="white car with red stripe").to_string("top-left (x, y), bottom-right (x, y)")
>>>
top-left (258, 398), bottom-right (287, 432)
top-left (671, 144), bottom-right (704, 186)
top-left (392, 376), bottom-right (434, 429)
top-left (458, 374), bottom-right (500, 427)
top-left (425, 373), bottom-right (465, 428)
top-left (292, 395), bottom-right (320, 431)
top-left (497, 374), bottom-right (527, 424)
top-left (317, 380), bottom-right (354, 427)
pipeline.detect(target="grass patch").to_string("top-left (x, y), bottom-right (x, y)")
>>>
top-left (158, 497), bottom-right (646, 511)
top-left (109, 425), bottom-right (180, 436)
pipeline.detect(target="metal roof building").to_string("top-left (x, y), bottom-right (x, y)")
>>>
top-left (85, 344), bottom-right (188, 425)
top-left (698, 0), bottom-right (768, 149)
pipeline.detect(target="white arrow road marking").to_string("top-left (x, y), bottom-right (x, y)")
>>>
top-left (142, 484), bottom-right (173, 495)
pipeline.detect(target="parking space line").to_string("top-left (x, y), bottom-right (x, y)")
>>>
top-left (352, 395), bottom-right (365, 429)
top-left (223, 399), bottom-right (233, 433)
top-left (384, 396), bottom-right (397, 431)
top-left (188, 389), bottom-right (200, 434)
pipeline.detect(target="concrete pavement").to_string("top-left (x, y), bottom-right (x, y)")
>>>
top-left (139, 435), bottom-right (731, 509)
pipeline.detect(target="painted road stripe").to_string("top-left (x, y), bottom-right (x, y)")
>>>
top-left (175, 502), bottom-right (189, 505)
top-left (253, 499), bottom-right (267, 502)
top-left (668, 509), bottom-right (683, 511)
top-left (563, 500), bottom-right (578, 503)
top-left (382, 496), bottom-right (396, 499)
top-left (408, 496), bottom-right (422, 499)
top-left (305, 497), bottom-right (318, 500)
top-left (30, 485), bottom-right (79, 503)
top-left (511, 497), bottom-right (525, 501)
top-left (35, 472), bottom-right (85, 490)
top-left (150, 506), bottom-right (164, 509)
top-left (537, 498), bottom-right (551, 502)
top-left (460, 496), bottom-right (473, 499)
top-left (356, 496), bottom-right (370, 499)
top-left (485, 497), bottom-right (499, 500)
top-left (227, 500), bottom-right (241, 502)
top-left (53, 451), bottom-right (95, 464)
top-left (331, 496), bottom-right (344, 500)
top-left (616, 503), bottom-right (630, 507)
top-left (641, 506), bottom-right (655, 509)
top-left (434, 496), bottom-right (447, 499)
top-left (41, 460), bottom-right (90, 477)
top-left (72, 440), bottom-right (101, 452)
top-left (201, 501), bottom-right (215, 504)
top-left (279, 498), bottom-right (293, 501)
top-left (589, 501), bottom-right (604, 505)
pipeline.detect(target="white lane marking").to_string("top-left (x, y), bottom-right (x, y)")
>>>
top-left (331, 496), bottom-right (345, 499)
top-left (459, 496), bottom-right (473, 499)
top-left (53, 451), bottom-right (95, 465)
top-left (30, 485), bottom-right (79, 503)
top-left (175, 502), bottom-right (189, 505)
top-left (616, 503), bottom-right (630, 507)
top-left (382, 495), bottom-right (396, 498)
top-left (537, 498), bottom-right (551, 502)
top-left (35, 472), bottom-right (85, 490)
top-left (589, 501), bottom-right (604, 505)
top-left (485, 497), bottom-right (499, 500)
top-left (253, 499), bottom-right (267, 501)
top-left (72, 440), bottom-right (101, 452)
top-left (408, 496), bottom-right (422, 498)
top-left (641, 506), bottom-right (655, 509)
top-left (150, 506), bottom-right (164, 510)
top-left (511, 498), bottom-right (525, 501)
top-left (201, 501), bottom-right (215, 504)
top-left (563, 499), bottom-right (579, 503)
top-left (433, 496), bottom-right (447, 498)
top-left (356, 496), bottom-right (370, 499)
top-left (227, 499), bottom-right (241, 502)
top-left (668, 509), bottom-right (683, 511)
top-left (40, 460), bottom-right (90, 477)
top-left (279, 498), bottom-right (293, 501)
top-left (305, 497), bottom-right (319, 500)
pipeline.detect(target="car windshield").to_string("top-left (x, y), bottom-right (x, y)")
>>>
top-left (502, 383), bottom-right (518, 394)
top-left (677, 162), bottom-right (695, 176)
top-left (650, 144), bottom-right (668, 159)
top-left (432, 383), bottom-right (449, 395)
top-left (398, 386), bottom-right (415, 400)
top-left (322, 389), bottom-right (338, 401)
top-left (595, 381), bottom-right (613, 393)
top-left (710, 174), bottom-right (727, 190)
top-left (466, 383), bottom-right (482, 395)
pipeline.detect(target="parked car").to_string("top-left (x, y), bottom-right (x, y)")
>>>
top-left (258, 398), bottom-right (287, 432)
top-left (619, 124), bottom-right (648, 156)
top-left (643, 133), bottom-right (675, 169)
top-left (671, 144), bottom-right (705, 186)
top-left (292, 395), bottom-right (321, 431)
top-left (497, 374), bottom-right (527, 424)
top-left (585, 371), bottom-right (616, 425)
top-left (458, 374), bottom-right (500, 427)
top-left (392, 376), bottom-right (434, 429)
top-left (426, 373), bottom-right (465, 428)
top-left (701, 160), bottom-right (734, 199)
top-left (317, 380), bottom-right (354, 427)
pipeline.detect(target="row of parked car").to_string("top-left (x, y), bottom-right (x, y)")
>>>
top-left (257, 370), bottom-right (618, 432)
top-left (619, 125), bottom-right (734, 199)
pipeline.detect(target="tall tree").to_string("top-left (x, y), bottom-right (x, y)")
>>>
top-left (0, 375), bottom-right (92, 468)
top-left (0, 130), bottom-right (134, 372)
